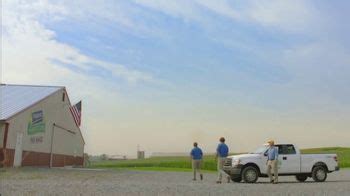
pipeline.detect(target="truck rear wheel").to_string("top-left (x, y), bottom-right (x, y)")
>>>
top-left (312, 166), bottom-right (327, 182)
top-left (242, 166), bottom-right (258, 183)
top-left (295, 175), bottom-right (308, 182)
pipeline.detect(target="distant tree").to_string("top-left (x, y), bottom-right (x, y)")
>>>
top-left (101, 154), bottom-right (108, 160)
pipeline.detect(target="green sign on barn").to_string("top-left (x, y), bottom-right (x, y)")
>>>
top-left (27, 110), bottom-right (46, 135)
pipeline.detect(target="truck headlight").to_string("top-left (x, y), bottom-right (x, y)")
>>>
top-left (232, 159), bottom-right (241, 166)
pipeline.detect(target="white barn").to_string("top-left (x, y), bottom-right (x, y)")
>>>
top-left (0, 84), bottom-right (85, 167)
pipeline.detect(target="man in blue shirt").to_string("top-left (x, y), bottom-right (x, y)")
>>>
top-left (266, 140), bottom-right (279, 184)
top-left (216, 137), bottom-right (230, 183)
top-left (190, 142), bottom-right (203, 180)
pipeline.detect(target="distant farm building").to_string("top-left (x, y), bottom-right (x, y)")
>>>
top-left (0, 84), bottom-right (85, 167)
top-left (137, 151), bottom-right (145, 159)
top-left (108, 155), bottom-right (127, 160)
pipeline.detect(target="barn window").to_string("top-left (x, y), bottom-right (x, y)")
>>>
top-left (62, 93), bottom-right (65, 102)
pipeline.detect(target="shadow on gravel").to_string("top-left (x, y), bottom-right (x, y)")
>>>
top-left (250, 180), bottom-right (350, 184)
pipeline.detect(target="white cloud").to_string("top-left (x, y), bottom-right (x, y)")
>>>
top-left (194, 0), bottom-right (240, 20)
top-left (134, 0), bottom-right (202, 22)
top-left (132, 0), bottom-right (320, 34)
top-left (244, 0), bottom-right (319, 33)
top-left (2, 0), bottom-right (153, 84)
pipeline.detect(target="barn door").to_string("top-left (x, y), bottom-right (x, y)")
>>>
top-left (14, 133), bottom-right (23, 167)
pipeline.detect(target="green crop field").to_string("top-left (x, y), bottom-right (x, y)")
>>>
top-left (90, 155), bottom-right (218, 172)
top-left (90, 147), bottom-right (350, 172)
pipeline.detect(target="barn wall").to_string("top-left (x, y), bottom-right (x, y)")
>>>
top-left (51, 92), bottom-right (85, 157)
top-left (2, 149), bottom-right (84, 167)
top-left (0, 123), bottom-right (4, 163)
top-left (5, 89), bottom-right (85, 166)
top-left (0, 123), bottom-right (4, 147)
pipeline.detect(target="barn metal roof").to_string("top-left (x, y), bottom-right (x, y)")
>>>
top-left (0, 84), bottom-right (63, 120)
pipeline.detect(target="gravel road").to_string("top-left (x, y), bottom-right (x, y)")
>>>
top-left (1, 168), bottom-right (349, 196)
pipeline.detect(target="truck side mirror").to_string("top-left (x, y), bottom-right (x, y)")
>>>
top-left (263, 152), bottom-right (268, 156)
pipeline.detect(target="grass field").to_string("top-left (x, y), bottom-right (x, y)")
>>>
top-left (90, 147), bottom-right (350, 172)
top-left (90, 155), bottom-right (217, 172)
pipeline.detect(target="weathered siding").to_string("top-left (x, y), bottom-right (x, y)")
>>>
top-left (0, 123), bottom-right (4, 147)
top-left (2, 148), bottom-right (83, 167)
top-left (0, 123), bottom-right (4, 163)
top-left (5, 89), bottom-right (84, 166)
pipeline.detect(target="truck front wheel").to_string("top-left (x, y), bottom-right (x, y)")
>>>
top-left (242, 166), bottom-right (259, 183)
top-left (295, 175), bottom-right (308, 182)
top-left (312, 166), bottom-right (327, 182)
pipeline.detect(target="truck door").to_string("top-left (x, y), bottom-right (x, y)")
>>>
top-left (276, 145), bottom-right (300, 174)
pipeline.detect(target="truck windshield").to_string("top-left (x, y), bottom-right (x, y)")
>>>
top-left (251, 146), bottom-right (268, 154)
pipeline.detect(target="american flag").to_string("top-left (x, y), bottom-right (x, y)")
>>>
top-left (70, 101), bottom-right (82, 127)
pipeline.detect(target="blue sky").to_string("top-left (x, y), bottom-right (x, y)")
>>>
top-left (3, 0), bottom-right (350, 155)
top-left (49, 0), bottom-right (348, 110)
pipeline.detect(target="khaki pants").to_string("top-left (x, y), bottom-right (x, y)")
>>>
top-left (192, 160), bottom-right (202, 179)
top-left (217, 157), bottom-right (230, 182)
top-left (267, 160), bottom-right (278, 182)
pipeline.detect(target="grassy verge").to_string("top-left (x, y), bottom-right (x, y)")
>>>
top-left (91, 155), bottom-right (218, 171)
top-left (120, 167), bottom-right (215, 173)
top-left (90, 147), bottom-right (350, 171)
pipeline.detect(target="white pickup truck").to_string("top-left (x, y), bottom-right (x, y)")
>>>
top-left (223, 144), bottom-right (339, 183)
